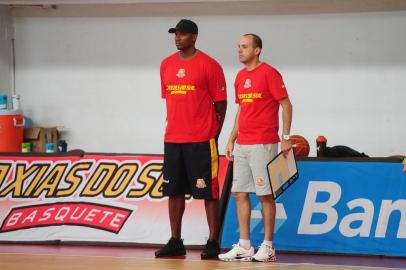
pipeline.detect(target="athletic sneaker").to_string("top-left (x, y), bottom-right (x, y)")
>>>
top-left (218, 243), bottom-right (254, 261)
top-left (155, 237), bottom-right (186, 257)
top-left (201, 239), bottom-right (220, 259)
top-left (252, 243), bottom-right (277, 262)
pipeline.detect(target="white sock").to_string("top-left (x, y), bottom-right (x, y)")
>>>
top-left (239, 239), bottom-right (251, 250)
top-left (262, 240), bottom-right (273, 248)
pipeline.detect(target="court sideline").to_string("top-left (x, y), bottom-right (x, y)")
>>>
top-left (0, 244), bottom-right (404, 270)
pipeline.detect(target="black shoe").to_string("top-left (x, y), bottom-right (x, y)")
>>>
top-left (155, 237), bottom-right (186, 257)
top-left (200, 239), bottom-right (220, 259)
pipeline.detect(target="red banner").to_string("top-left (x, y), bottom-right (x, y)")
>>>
top-left (0, 154), bottom-right (229, 244)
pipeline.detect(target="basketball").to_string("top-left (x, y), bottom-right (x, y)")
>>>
top-left (290, 135), bottom-right (310, 157)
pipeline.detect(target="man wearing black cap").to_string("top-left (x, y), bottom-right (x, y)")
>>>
top-left (156, 19), bottom-right (227, 259)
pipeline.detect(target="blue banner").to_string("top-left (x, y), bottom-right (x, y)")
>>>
top-left (221, 161), bottom-right (406, 257)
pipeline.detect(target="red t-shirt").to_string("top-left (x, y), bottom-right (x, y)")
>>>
top-left (235, 62), bottom-right (288, 144)
top-left (161, 50), bottom-right (227, 143)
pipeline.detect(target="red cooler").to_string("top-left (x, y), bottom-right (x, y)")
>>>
top-left (0, 110), bottom-right (25, 152)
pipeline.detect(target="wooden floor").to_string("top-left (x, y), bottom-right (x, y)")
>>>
top-left (0, 244), bottom-right (404, 270)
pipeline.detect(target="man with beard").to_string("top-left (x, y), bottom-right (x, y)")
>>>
top-left (155, 19), bottom-right (227, 260)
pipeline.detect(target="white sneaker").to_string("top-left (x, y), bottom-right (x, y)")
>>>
top-left (218, 243), bottom-right (254, 261)
top-left (252, 243), bottom-right (277, 262)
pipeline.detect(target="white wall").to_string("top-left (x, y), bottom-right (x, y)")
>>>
top-left (13, 11), bottom-right (406, 157)
top-left (0, 6), bottom-right (12, 97)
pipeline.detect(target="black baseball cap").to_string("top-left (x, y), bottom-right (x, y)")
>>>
top-left (168, 19), bottom-right (198, 34)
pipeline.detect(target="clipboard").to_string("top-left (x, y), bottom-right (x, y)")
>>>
top-left (266, 148), bottom-right (299, 200)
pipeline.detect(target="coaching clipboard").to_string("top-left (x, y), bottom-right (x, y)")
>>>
top-left (267, 148), bottom-right (299, 200)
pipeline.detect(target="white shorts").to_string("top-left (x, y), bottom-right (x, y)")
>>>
top-left (231, 143), bottom-right (278, 196)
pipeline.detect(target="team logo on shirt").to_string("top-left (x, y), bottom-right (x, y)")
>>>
top-left (244, 78), bottom-right (252, 89)
top-left (176, 68), bottom-right (186, 78)
top-left (196, 178), bottom-right (207, 189)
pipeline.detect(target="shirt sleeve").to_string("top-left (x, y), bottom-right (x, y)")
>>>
top-left (206, 60), bottom-right (227, 102)
top-left (160, 61), bottom-right (166, 99)
top-left (268, 68), bottom-right (288, 101)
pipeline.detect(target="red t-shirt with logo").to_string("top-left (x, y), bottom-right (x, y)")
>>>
top-left (161, 50), bottom-right (227, 143)
top-left (235, 62), bottom-right (288, 144)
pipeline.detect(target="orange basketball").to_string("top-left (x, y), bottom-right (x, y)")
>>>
top-left (290, 135), bottom-right (310, 157)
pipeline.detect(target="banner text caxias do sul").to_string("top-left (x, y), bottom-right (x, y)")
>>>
top-left (0, 154), bottom-right (228, 244)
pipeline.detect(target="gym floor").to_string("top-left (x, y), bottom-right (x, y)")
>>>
top-left (0, 244), bottom-right (404, 270)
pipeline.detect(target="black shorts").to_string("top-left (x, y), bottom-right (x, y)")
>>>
top-left (163, 138), bottom-right (219, 200)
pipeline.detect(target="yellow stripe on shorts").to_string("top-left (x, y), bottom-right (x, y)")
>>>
top-left (209, 138), bottom-right (219, 180)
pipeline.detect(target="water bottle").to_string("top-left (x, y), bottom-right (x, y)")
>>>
top-left (316, 136), bottom-right (327, 157)
top-left (58, 140), bottom-right (67, 152)
top-left (12, 94), bottom-right (21, 111)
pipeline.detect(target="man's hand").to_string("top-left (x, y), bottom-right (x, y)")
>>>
top-left (281, 139), bottom-right (292, 157)
top-left (225, 141), bottom-right (235, 161)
